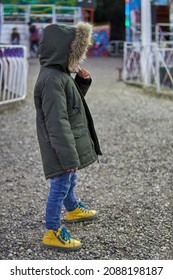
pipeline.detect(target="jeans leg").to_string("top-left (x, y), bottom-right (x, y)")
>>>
top-left (45, 173), bottom-right (71, 230)
top-left (64, 171), bottom-right (78, 212)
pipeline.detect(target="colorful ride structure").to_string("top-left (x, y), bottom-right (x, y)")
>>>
top-left (125, 0), bottom-right (172, 44)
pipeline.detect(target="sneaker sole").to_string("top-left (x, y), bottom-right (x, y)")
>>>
top-left (42, 243), bottom-right (82, 252)
top-left (65, 213), bottom-right (97, 223)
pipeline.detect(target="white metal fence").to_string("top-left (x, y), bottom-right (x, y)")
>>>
top-left (123, 42), bottom-right (173, 94)
top-left (0, 45), bottom-right (27, 105)
top-left (157, 47), bottom-right (173, 93)
top-left (155, 23), bottom-right (173, 47)
top-left (123, 42), bottom-right (142, 84)
top-left (108, 41), bottom-right (124, 57)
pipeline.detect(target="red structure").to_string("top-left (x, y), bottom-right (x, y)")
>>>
top-left (76, 0), bottom-right (96, 24)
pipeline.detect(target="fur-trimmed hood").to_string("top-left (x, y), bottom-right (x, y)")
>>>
top-left (38, 22), bottom-right (93, 72)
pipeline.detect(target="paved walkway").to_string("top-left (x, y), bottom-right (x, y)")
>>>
top-left (0, 57), bottom-right (172, 260)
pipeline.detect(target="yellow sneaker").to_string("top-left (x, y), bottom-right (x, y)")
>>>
top-left (65, 201), bottom-right (97, 223)
top-left (42, 227), bottom-right (82, 251)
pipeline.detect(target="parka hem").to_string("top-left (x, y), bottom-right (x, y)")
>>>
top-left (45, 156), bottom-right (97, 180)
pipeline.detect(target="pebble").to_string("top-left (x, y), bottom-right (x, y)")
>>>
top-left (27, 249), bottom-right (33, 254)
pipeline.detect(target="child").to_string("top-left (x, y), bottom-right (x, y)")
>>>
top-left (34, 22), bottom-right (102, 251)
top-left (11, 27), bottom-right (20, 45)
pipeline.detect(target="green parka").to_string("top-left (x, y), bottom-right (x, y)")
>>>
top-left (34, 23), bottom-right (102, 180)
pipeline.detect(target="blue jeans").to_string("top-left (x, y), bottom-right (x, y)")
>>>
top-left (45, 172), bottom-right (78, 230)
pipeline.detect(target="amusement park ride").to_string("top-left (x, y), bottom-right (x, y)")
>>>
top-left (0, 0), bottom-right (111, 57)
top-left (0, 1), bottom-right (97, 50)
top-left (125, 0), bottom-right (172, 42)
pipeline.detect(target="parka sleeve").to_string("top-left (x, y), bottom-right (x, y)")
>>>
top-left (42, 76), bottom-right (80, 170)
top-left (74, 73), bottom-right (92, 96)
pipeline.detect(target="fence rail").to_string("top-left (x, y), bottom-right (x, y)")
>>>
top-left (0, 45), bottom-right (27, 105)
top-left (123, 42), bottom-right (173, 94)
top-left (155, 23), bottom-right (173, 47)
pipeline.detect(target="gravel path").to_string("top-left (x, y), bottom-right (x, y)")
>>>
top-left (0, 57), bottom-right (172, 260)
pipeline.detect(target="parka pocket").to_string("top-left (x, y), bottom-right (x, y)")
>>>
top-left (72, 127), bottom-right (94, 160)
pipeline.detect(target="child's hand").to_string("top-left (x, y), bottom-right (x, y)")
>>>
top-left (67, 167), bottom-right (78, 172)
top-left (78, 67), bottom-right (91, 79)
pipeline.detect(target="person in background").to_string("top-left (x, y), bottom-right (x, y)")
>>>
top-left (29, 24), bottom-right (40, 57)
top-left (11, 27), bottom-right (20, 45)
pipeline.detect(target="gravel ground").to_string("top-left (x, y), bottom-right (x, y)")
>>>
top-left (0, 57), bottom-right (173, 260)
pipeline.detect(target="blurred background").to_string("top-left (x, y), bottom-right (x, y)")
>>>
top-left (0, 0), bottom-right (173, 104)
top-left (0, 1), bottom-right (172, 56)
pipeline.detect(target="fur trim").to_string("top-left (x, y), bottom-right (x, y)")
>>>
top-left (68, 22), bottom-right (93, 71)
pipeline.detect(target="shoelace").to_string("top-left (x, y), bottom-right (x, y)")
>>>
top-left (60, 227), bottom-right (71, 242)
top-left (78, 201), bottom-right (88, 212)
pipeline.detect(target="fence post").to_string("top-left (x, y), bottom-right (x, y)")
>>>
top-left (141, 0), bottom-right (152, 87)
top-left (155, 44), bottom-right (161, 94)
